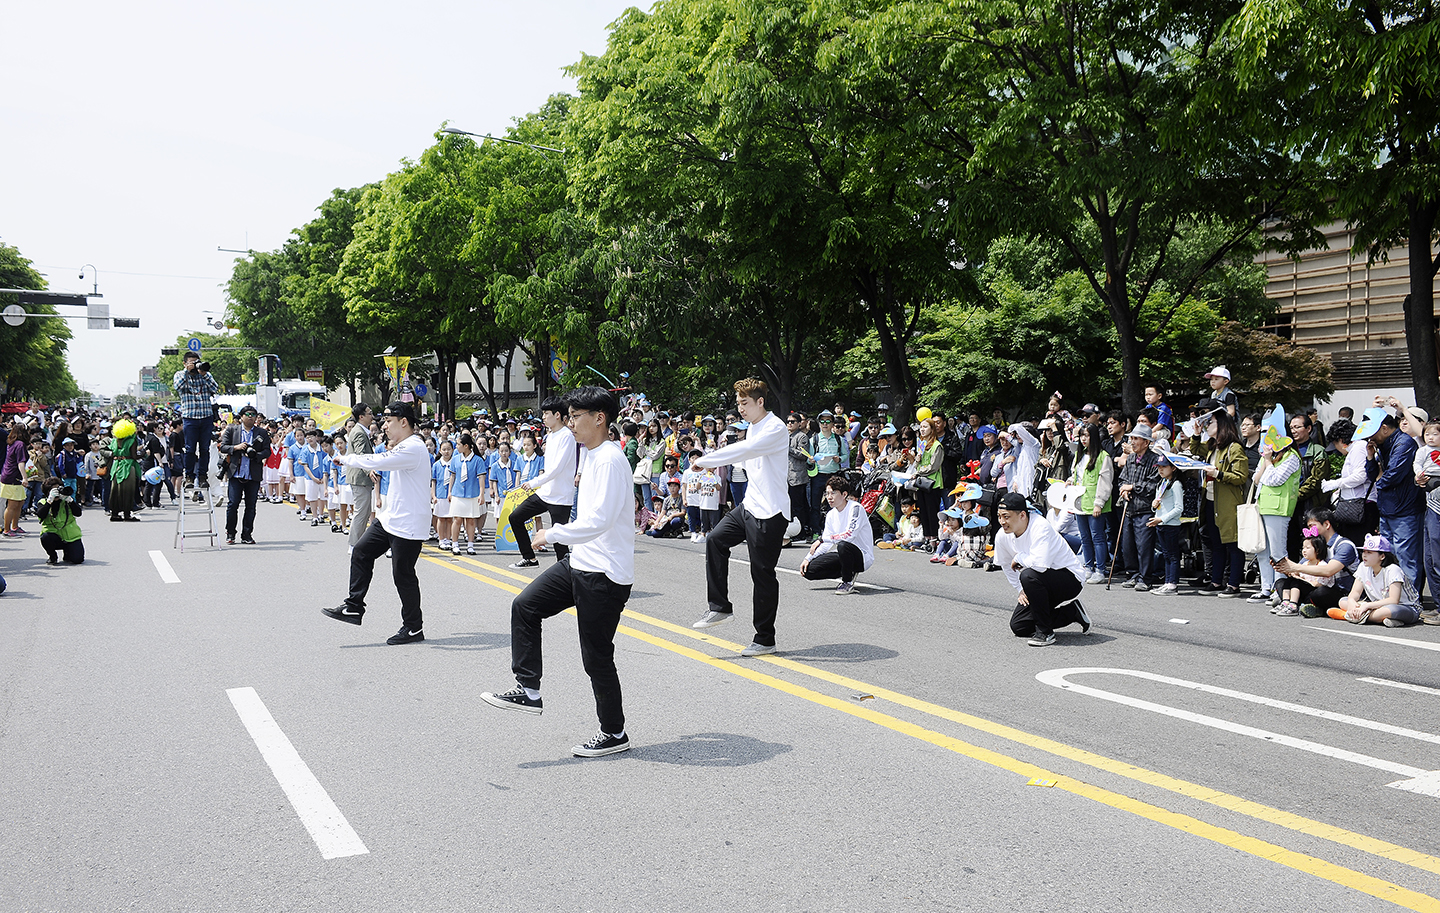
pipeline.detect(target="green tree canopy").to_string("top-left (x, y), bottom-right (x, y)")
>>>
top-left (0, 243), bottom-right (80, 403)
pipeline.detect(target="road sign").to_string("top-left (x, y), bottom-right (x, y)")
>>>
top-left (3, 305), bottom-right (24, 327)
top-left (186, 337), bottom-right (203, 354)
top-left (414, 382), bottom-right (428, 397)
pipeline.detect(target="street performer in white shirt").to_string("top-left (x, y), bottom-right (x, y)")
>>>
top-left (481, 386), bottom-right (638, 758)
top-left (800, 475), bottom-right (874, 595)
top-left (507, 396), bottom-right (578, 569)
top-left (993, 491), bottom-right (1092, 647)
top-left (321, 402), bottom-right (434, 646)
top-left (688, 377), bottom-right (790, 656)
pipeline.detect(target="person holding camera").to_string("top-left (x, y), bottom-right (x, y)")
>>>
top-left (37, 477), bottom-right (84, 565)
top-left (172, 351), bottom-right (219, 490)
top-left (219, 405), bottom-right (272, 545)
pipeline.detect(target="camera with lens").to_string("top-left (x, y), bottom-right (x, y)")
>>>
top-left (198, 361), bottom-right (211, 372)
top-left (47, 488), bottom-right (64, 503)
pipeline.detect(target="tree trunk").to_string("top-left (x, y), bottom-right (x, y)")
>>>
top-left (484, 356), bottom-right (499, 416)
top-left (502, 346), bottom-right (515, 409)
top-left (535, 337), bottom-right (551, 404)
top-left (1407, 199), bottom-right (1440, 416)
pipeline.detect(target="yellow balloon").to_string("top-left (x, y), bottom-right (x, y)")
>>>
top-left (916, 407), bottom-right (933, 423)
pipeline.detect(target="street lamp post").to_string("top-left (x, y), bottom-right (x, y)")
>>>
top-left (439, 126), bottom-right (563, 155)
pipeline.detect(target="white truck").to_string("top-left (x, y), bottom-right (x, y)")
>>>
top-left (216, 379), bottom-right (328, 420)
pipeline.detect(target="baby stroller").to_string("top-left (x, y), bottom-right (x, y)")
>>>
top-left (857, 467), bottom-right (897, 540)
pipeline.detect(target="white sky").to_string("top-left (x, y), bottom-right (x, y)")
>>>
top-left (2, 0), bottom-right (640, 396)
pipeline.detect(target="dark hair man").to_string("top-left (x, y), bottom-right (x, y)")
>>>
top-left (482, 386), bottom-right (638, 757)
top-left (322, 402), bottom-right (434, 646)
top-left (218, 405), bottom-right (272, 545)
top-left (689, 378), bottom-right (791, 656)
top-left (346, 403), bottom-right (377, 552)
top-left (508, 396), bottom-right (577, 569)
top-left (172, 351), bottom-right (219, 490)
top-left (800, 475), bottom-right (874, 594)
top-left (994, 491), bottom-right (1091, 647)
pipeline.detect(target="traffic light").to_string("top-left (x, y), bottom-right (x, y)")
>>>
top-left (161, 347), bottom-right (179, 356)
top-left (112, 317), bottom-right (140, 328)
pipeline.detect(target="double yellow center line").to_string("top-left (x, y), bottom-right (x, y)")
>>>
top-left (420, 546), bottom-right (1440, 912)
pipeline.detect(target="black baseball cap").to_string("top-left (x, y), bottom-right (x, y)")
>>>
top-left (998, 491), bottom-right (1029, 513)
top-left (382, 402), bottom-right (417, 423)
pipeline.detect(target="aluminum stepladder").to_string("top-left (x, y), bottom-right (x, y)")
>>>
top-left (174, 483), bottom-right (219, 550)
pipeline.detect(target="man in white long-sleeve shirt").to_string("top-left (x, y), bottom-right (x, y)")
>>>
top-left (801, 475), bottom-right (874, 595)
top-left (688, 378), bottom-right (790, 656)
top-left (481, 387), bottom-right (637, 758)
top-left (321, 402), bottom-right (434, 646)
top-left (993, 491), bottom-right (1092, 647)
top-left (508, 397), bottom-right (578, 569)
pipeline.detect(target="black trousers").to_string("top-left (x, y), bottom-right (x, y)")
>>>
top-left (788, 483), bottom-right (810, 533)
top-left (40, 533), bottom-right (84, 564)
top-left (226, 475), bottom-right (260, 539)
top-left (1009, 567), bottom-right (1085, 637)
top-left (802, 541), bottom-right (864, 583)
top-left (346, 521), bottom-right (424, 632)
top-left (511, 493), bottom-right (572, 562)
top-left (705, 508), bottom-right (787, 646)
top-left (511, 557), bottom-right (631, 733)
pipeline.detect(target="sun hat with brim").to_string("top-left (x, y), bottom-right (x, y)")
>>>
top-left (62, 438), bottom-right (76, 445)
top-left (879, 424), bottom-right (897, 436)
top-left (1404, 405), bottom-right (1430, 431)
top-left (1353, 407), bottom-right (1387, 441)
top-left (956, 483), bottom-right (983, 502)
top-left (942, 506), bottom-right (966, 519)
top-left (731, 421), bottom-right (750, 430)
top-left (818, 410), bottom-right (834, 419)
top-left (1205, 365), bottom-right (1231, 381)
top-left (1361, 534), bottom-right (1394, 554)
top-left (963, 515), bottom-right (990, 530)
top-left (1126, 425), bottom-right (1153, 442)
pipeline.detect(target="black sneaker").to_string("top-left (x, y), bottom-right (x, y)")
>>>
top-left (481, 687), bottom-right (543, 715)
top-left (240, 536), bottom-right (257, 545)
top-left (572, 731), bottom-right (631, 757)
top-left (321, 604), bottom-right (365, 625)
top-left (386, 627), bottom-right (424, 645)
top-left (1074, 601), bottom-right (1091, 634)
top-left (226, 536), bottom-right (236, 545)
top-left (509, 558), bottom-right (540, 569)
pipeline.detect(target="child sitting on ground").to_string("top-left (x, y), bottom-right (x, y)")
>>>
top-left (1330, 534), bottom-right (1421, 626)
top-left (931, 510), bottom-right (963, 563)
top-left (880, 500), bottom-right (924, 549)
top-left (1278, 533), bottom-right (1332, 617)
top-left (955, 514), bottom-right (991, 566)
top-left (644, 478), bottom-right (686, 538)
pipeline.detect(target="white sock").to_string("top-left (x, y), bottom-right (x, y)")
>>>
top-left (523, 687), bottom-right (540, 701)
top-left (607, 730), bottom-right (625, 739)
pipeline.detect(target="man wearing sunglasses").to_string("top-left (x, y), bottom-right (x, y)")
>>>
top-left (322, 402), bottom-right (434, 646)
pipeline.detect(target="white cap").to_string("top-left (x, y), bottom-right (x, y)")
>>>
top-left (1205, 365), bottom-right (1231, 381)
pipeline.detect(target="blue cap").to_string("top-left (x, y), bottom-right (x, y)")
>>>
top-left (957, 484), bottom-right (983, 503)
top-left (732, 421), bottom-right (750, 430)
top-left (962, 515), bottom-right (990, 530)
top-left (880, 424), bottom-right (897, 436)
top-left (978, 424), bottom-right (999, 436)
top-left (942, 505), bottom-right (966, 518)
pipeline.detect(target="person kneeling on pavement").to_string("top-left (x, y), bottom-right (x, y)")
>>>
top-left (800, 475), bottom-right (875, 595)
top-left (37, 477), bottom-right (84, 565)
top-left (994, 491), bottom-right (1090, 647)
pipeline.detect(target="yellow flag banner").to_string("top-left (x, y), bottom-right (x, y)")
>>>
top-left (495, 486), bottom-right (538, 553)
top-left (383, 355), bottom-right (410, 390)
top-left (309, 396), bottom-right (350, 432)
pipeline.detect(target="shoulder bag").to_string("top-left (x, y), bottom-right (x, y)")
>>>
top-left (1236, 479), bottom-right (1265, 555)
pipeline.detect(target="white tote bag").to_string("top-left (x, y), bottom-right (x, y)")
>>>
top-left (1236, 484), bottom-right (1265, 555)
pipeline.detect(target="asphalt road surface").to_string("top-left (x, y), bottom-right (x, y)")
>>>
top-left (5, 500), bottom-right (1440, 913)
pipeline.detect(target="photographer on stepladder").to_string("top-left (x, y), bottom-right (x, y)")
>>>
top-left (172, 351), bottom-right (219, 494)
top-left (218, 406), bottom-right (272, 546)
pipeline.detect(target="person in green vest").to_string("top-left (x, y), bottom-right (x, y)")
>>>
top-left (37, 477), bottom-right (85, 564)
top-left (109, 417), bottom-right (141, 522)
top-left (1069, 423), bottom-right (1114, 584)
top-left (1253, 426), bottom-right (1303, 604)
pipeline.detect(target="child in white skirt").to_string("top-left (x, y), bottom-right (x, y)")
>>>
top-left (431, 438), bottom-right (454, 550)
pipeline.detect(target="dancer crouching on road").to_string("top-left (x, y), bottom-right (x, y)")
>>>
top-left (481, 386), bottom-right (637, 757)
top-left (994, 491), bottom-right (1091, 647)
top-left (321, 402), bottom-right (432, 646)
top-left (800, 475), bottom-right (874, 594)
top-left (689, 377), bottom-right (789, 656)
